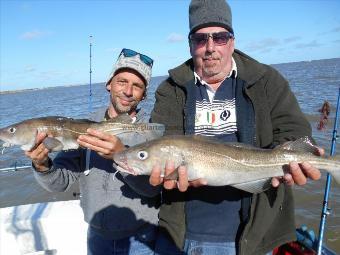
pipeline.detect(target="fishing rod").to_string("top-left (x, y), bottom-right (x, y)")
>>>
top-left (317, 87), bottom-right (340, 255)
top-left (89, 35), bottom-right (93, 113)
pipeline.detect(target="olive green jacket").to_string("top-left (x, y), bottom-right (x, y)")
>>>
top-left (150, 49), bottom-right (312, 255)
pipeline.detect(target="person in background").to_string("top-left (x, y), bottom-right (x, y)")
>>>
top-left (149, 1), bottom-right (323, 255)
top-left (25, 48), bottom-right (160, 255)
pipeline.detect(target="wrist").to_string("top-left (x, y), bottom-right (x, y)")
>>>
top-left (33, 157), bottom-right (52, 172)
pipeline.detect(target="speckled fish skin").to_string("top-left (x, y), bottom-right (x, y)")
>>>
top-left (0, 116), bottom-right (165, 151)
top-left (113, 135), bottom-right (340, 192)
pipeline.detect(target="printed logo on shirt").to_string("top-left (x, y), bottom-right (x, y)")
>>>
top-left (206, 112), bottom-right (216, 124)
top-left (195, 99), bottom-right (237, 136)
top-left (220, 110), bottom-right (231, 121)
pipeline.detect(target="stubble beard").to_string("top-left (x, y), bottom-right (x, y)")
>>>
top-left (202, 62), bottom-right (224, 81)
top-left (111, 97), bottom-right (137, 115)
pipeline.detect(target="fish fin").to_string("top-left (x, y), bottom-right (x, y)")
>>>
top-left (43, 137), bottom-right (63, 151)
top-left (164, 159), bottom-right (188, 181)
top-left (328, 155), bottom-right (340, 184)
top-left (164, 169), bottom-right (179, 181)
top-left (277, 137), bottom-right (317, 154)
top-left (231, 178), bottom-right (272, 193)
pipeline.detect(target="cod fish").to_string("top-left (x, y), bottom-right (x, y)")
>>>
top-left (113, 135), bottom-right (340, 193)
top-left (0, 115), bottom-right (165, 151)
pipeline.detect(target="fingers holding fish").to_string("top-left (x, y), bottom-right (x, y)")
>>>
top-left (315, 147), bottom-right (325, 157)
top-left (25, 144), bottom-right (49, 161)
top-left (292, 162), bottom-right (321, 183)
top-left (283, 162), bottom-right (321, 186)
top-left (34, 132), bottom-right (48, 148)
top-left (283, 173), bottom-right (294, 185)
top-left (176, 166), bottom-right (189, 192)
top-left (148, 161), bottom-right (206, 191)
top-left (149, 164), bottom-right (163, 186)
top-left (163, 161), bottom-right (179, 190)
top-left (271, 161), bottom-right (322, 187)
top-left (300, 162), bottom-right (322, 180)
top-left (77, 128), bottom-right (125, 159)
top-left (25, 132), bottom-right (48, 158)
top-left (25, 142), bottom-right (50, 172)
top-left (149, 160), bottom-right (186, 190)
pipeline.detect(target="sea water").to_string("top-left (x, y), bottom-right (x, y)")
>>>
top-left (0, 58), bottom-right (339, 252)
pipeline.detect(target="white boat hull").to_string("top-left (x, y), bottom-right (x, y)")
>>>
top-left (0, 200), bottom-right (87, 255)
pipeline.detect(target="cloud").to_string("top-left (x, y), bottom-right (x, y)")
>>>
top-left (166, 33), bottom-right (185, 43)
top-left (105, 47), bottom-right (120, 53)
top-left (331, 26), bottom-right (340, 33)
top-left (244, 38), bottom-right (281, 52)
top-left (24, 66), bottom-right (36, 72)
top-left (40, 70), bottom-right (61, 77)
top-left (295, 40), bottom-right (322, 49)
top-left (19, 30), bottom-right (51, 40)
top-left (283, 36), bottom-right (301, 44)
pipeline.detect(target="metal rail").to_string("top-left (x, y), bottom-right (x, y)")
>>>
top-left (0, 164), bottom-right (31, 173)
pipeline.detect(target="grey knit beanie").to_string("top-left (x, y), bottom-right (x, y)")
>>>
top-left (189, 0), bottom-right (233, 35)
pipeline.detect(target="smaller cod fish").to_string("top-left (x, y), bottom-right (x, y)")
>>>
top-left (0, 115), bottom-right (165, 151)
top-left (113, 135), bottom-right (340, 193)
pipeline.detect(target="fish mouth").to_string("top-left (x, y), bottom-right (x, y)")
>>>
top-left (113, 153), bottom-right (137, 175)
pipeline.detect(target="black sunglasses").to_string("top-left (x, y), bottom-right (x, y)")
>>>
top-left (121, 48), bottom-right (154, 67)
top-left (189, 31), bottom-right (234, 48)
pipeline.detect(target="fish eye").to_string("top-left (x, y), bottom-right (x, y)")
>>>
top-left (137, 151), bottom-right (148, 160)
top-left (9, 127), bottom-right (16, 133)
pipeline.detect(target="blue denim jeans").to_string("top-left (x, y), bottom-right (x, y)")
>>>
top-left (184, 239), bottom-right (272, 255)
top-left (184, 239), bottom-right (237, 255)
top-left (87, 224), bottom-right (157, 255)
top-left (154, 232), bottom-right (272, 255)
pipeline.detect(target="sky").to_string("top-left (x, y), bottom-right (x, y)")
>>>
top-left (1, 0), bottom-right (339, 92)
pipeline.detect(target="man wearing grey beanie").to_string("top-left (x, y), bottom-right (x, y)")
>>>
top-left (150, 0), bottom-right (323, 255)
top-left (28, 48), bottom-right (160, 255)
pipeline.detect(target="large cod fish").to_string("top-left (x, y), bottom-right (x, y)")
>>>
top-left (0, 116), bottom-right (165, 151)
top-left (113, 135), bottom-right (340, 193)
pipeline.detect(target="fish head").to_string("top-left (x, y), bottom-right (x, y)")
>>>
top-left (113, 137), bottom-right (184, 176)
top-left (0, 121), bottom-right (37, 150)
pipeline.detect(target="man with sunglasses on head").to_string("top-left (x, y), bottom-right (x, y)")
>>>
top-left (26, 48), bottom-right (160, 255)
top-left (149, 1), bottom-right (323, 255)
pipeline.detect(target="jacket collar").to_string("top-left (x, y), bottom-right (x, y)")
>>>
top-left (233, 49), bottom-right (266, 86)
top-left (168, 49), bottom-right (267, 89)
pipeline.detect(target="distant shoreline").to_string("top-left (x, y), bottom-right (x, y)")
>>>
top-left (0, 82), bottom-right (104, 95)
top-left (0, 76), bottom-right (169, 95)
top-left (1, 57), bottom-right (339, 94)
